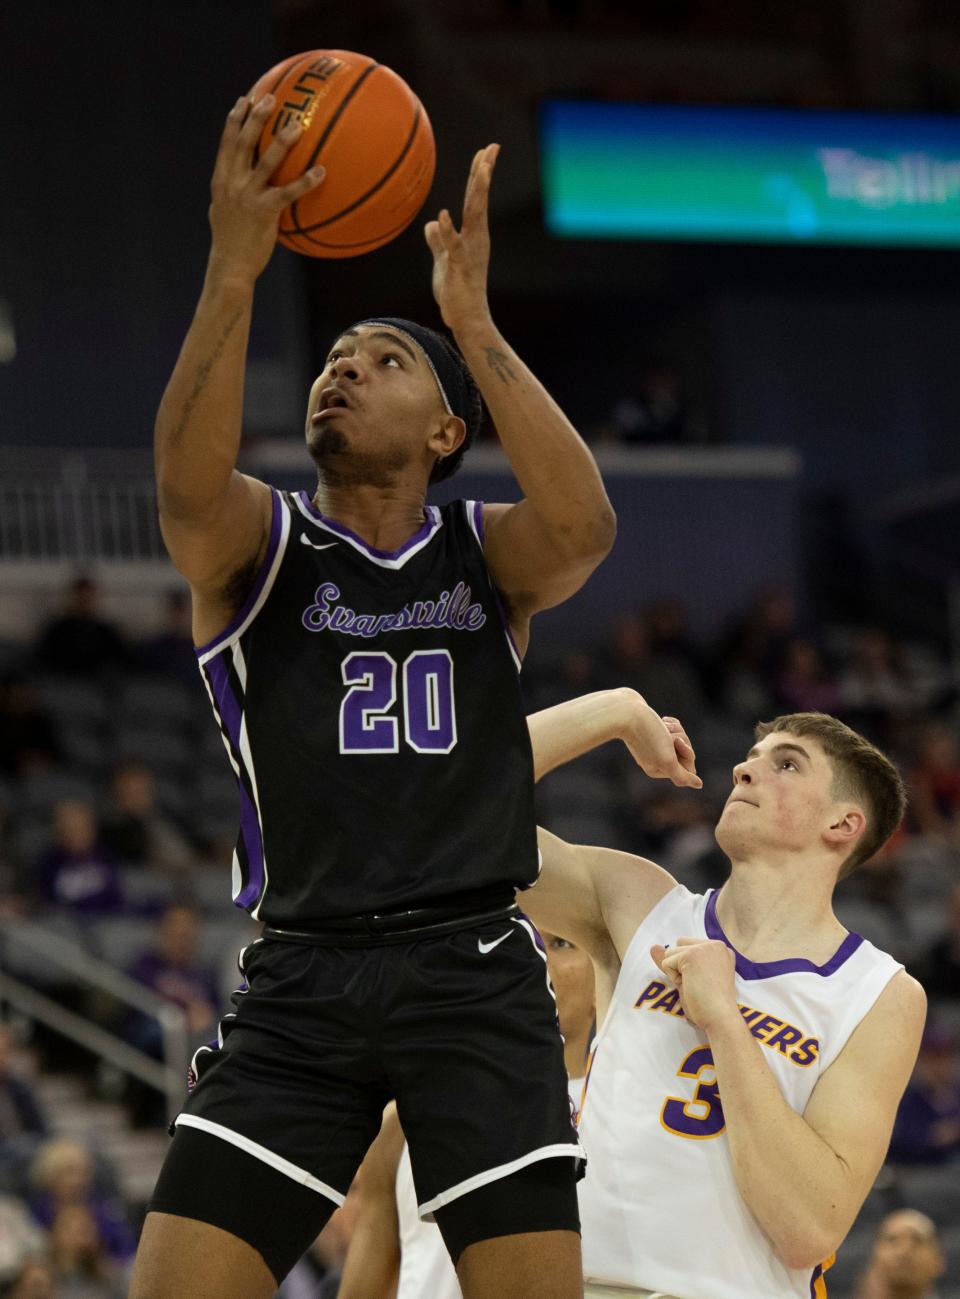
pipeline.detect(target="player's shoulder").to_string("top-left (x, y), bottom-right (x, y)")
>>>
top-left (839, 968), bottom-right (926, 1069)
top-left (874, 967), bottom-right (927, 1021)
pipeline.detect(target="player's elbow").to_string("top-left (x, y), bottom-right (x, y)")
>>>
top-left (584, 502), bottom-right (617, 557)
top-left (558, 503), bottom-right (617, 570)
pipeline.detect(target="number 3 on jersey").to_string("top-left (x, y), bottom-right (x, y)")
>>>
top-left (660, 1046), bottom-right (726, 1139)
top-left (339, 650), bottom-right (457, 755)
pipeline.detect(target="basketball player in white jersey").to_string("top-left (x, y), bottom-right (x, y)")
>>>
top-left (523, 688), bottom-right (926, 1299)
top-left (337, 928), bottom-right (597, 1299)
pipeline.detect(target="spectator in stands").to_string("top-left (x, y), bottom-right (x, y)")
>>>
top-left (127, 903), bottom-right (218, 1036)
top-left (0, 1025), bottom-right (47, 1142)
top-left (774, 637), bottom-right (843, 715)
top-left (713, 586), bottom-right (796, 717)
top-left (888, 1026), bottom-right (960, 1165)
top-left (33, 577), bottom-right (127, 679)
top-left (123, 902), bottom-right (219, 1126)
top-left (909, 723), bottom-right (960, 848)
top-left (919, 882), bottom-right (960, 1002)
top-left (0, 802), bottom-right (23, 919)
top-left (840, 627), bottom-right (919, 746)
top-left (27, 1139), bottom-right (134, 1264)
top-left (855, 1209), bottom-right (945, 1299)
top-left (0, 675), bottom-right (60, 780)
top-left (644, 597), bottom-right (706, 690)
top-left (617, 777), bottom-right (727, 891)
top-left (137, 588), bottom-right (197, 687)
top-left (48, 1203), bottom-right (127, 1297)
top-left (601, 612), bottom-right (705, 726)
top-left (99, 761), bottom-right (194, 873)
top-left (35, 801), bottom-right (123, 914)
top-left (0, 1203), bottom-right (46, 1292)
top-left (1, 1256), bottom-right (57, 1298)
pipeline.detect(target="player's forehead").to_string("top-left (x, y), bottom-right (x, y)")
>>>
top-left (744, 731), bottom-right (828, 768)
top-left (327, 325), bottom-right (422, 364)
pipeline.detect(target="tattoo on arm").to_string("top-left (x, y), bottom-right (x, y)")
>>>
top-left (170, 306), bottom-right (245, 445)
top-left (484, 347), bottom-right (518, 385)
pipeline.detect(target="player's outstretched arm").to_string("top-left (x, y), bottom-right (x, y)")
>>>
top-left (527, 687), bottom-right (701, 788)
top-left (155, 94), bottom-right (325, 633)
top-left (336, 1104), bottom-right (405, 1299)
top-left (524, 690), bottom-right (693, 965)
top-left (424, 148), bottom-right (616, 640)
top-left (654, 941), bottom-right (927, 1270)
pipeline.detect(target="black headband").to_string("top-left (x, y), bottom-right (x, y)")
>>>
top-left (349, 317), bottom-right (470, 425)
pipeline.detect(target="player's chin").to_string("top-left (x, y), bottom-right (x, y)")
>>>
top-left (307, 422), bottom-right (350, 463)
top-left (713, 820), bottom-right (750, 857)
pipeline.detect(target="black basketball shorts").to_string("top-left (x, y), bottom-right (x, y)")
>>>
top-left (157, 914), bottom-right (583, 1243)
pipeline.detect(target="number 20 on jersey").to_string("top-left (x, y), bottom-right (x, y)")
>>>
top-left (339, 650), bottom-right (456, 754)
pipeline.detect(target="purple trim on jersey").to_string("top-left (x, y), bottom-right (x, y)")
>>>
top-left (472, 499), bottom-right (485, 545)
top-left (194, 489), bottom-right (283, 657)
top-left (203, 653), bottom-right (265, 910)
top-left (809, 1262), bottom-right (823, 1297)
top-left (705, 889), bottom-right (864, 980)
top-left (297, 492), bottom-right (439, 560)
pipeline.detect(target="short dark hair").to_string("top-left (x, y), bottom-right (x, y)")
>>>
top-left (418, 325), bottom-right (487, 484)
top-left (754, 712), bottom-right (906, 878)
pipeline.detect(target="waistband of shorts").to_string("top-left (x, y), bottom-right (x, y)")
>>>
top-left (261, 889), bottom-right (519, 947)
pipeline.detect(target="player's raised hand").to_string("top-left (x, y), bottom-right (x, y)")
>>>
top-left (208, 93), bottom-right (326, 284)
top-left (620, 698), bottom-right (702, 790)
top-left (650, 937), bottom-right (737, 1031)
top-left (424, 144), bottom-right (499, 333)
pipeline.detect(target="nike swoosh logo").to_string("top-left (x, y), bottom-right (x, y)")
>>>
top-left (478, 932), bottom-right (512, 955)
top-left (300, 533), bottom-right (338, 550)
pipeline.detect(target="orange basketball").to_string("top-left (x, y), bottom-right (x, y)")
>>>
top-left (250, 49), bottom-right (436, 258)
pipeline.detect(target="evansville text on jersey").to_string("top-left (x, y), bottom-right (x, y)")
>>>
top-left (301, 580), bottom-right (488, 637)
top-left (634, 979), bottom-right (820, 1067)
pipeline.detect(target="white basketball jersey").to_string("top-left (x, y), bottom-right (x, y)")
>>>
top-left (578, 885), bottom-right (902, 1299)
top-left (396, 1076), bottom-right (584, 1299)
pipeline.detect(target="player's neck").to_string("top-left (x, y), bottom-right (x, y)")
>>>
top-left (717, 862), bottom-right (846, 966)
top-left (312, 480), bottom-right (428, 551)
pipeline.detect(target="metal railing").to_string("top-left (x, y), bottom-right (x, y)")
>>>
top-left (0, 919), bottom-right (190, 1123)
top-left (0, 476), bottom-right (164, 563)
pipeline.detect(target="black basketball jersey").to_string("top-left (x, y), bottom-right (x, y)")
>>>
top-left (195, 490), bottom-right (538, 925)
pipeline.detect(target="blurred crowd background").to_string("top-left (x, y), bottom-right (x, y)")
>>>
top-left (3, 1), bottom-right (960, 1296)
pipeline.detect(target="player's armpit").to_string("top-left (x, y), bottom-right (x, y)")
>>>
top-left (525, 829), bottom-right (676, 967)
top-left (800, 971), bottom-right (926, 1244)
top-left (521, 830), bottom-right (610, 960)
top-left (159, 470), bottom-right (271, 588)
top-left (481, 500), bottom-right (614, 625)
top-left (337, 1104), bottom-right (405, 1299)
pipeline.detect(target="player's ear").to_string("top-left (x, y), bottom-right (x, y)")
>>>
top-left (824, 805), bottom-right (865, 849)
top-left (428, 414), bottom-right (466, 460)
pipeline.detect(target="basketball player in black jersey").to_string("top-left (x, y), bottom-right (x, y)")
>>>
top-left (131, 92), bottom-right (615, 1299)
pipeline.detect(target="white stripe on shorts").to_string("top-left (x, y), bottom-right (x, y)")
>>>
top-left (174, 1114), bottom-right (345, 1207)
top-left (417, 1140), bottom-right (585, 1218)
